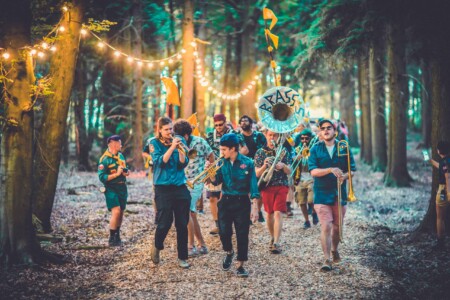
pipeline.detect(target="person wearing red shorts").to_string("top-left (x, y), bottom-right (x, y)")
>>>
top-left (255, 130), bottom-right (292, 254)
top-left (308, 119), bottom-right (356, 271)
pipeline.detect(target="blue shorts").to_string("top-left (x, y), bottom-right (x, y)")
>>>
top-left (188, 183), bottom-right (204, 213)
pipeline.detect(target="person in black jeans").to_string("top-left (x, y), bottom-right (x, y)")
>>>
top-left (149, 117), bottom-right (191, 269)
top-left (210, 133), bottom-right (261, 277)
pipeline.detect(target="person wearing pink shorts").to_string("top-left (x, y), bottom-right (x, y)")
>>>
top-left (308, 119), bottom-right (356, 271)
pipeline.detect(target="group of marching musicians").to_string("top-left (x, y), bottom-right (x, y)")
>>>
top-left (98, 113), bottom-right (356, 277)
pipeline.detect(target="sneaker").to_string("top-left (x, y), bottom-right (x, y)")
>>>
top-left (286, 210), bottom-right (294, 218)
top-left (320, 259), bottom-right (332, 272)
top-left (303, 221), bottom-right (311, 229)
top-left (151, 244), bottom-right (160, 264)
top-left (178, 259), bottom-right (190, 269)
top-left (331, 250), bottom-right (341, 263)
top-left (197, 209), bottom-right (204, 215)
top-left (108, 234), bottom-right (122, 247)
top-left (188, 247), bottom-right (198, 257)
top-left (312, 213), bottom-right (319, 225)
top-left (209, 227), bottom-right (219, 235)
top-left (236, 266), bottom-right (249, 278)
top-left (258, 211), bottom-right (265, 223)
top-left (198, 245), bottom-right (209, 255)
top-left (222, 251), bottom-right (234, 271)
top-left (270, 243), bottom-right (282, 254)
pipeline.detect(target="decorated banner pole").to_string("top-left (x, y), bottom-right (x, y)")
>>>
top-left (262, 7), bottom-right (280, 87)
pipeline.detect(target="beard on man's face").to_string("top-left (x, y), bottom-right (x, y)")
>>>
top-left (241, 123), bottom-right (251, 131)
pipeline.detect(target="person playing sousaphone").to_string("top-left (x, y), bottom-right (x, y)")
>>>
top-left (308, 119), bottom-right (356, 271)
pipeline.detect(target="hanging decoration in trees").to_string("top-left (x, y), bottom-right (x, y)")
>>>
top-left (161, 77), bottom-right (181, 106)
top-left (186, 113), bottom-right (200, 136)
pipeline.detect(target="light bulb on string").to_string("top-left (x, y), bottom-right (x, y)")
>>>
top-left (114, 51), bottom-right (121, 57)
top-left (41, 42), bottom-right (48, 49)
top-left (62, 6), bottom-right (68, 12)
top-left (168, 58), bottom-right (174, 64)
top-left (181, 49), bottom-right (187, 54)
top-left (159, 61), bottom-right (165, 67)
top-left (193, 51), bottom-right (198, 57)
top-left (177, 54), bottom-right (182, 59)
top-left (2, 52), bottom-right (10, 60)
top-left (80, 28), bottom-right (87, 36)
top-left (37, 52), bottom-right (45, 58)
top-left (97, 42), bottom-right (105, 48)
top-left (148, 62), bottom-right (154, 69)
top-left (30, 49), bottom-right (37, 55)
top-left (50, 46), bottom-right (57, 52)
top-left (126, 57), bottom-right (133, 63)
top-left (137, 61), bottom-right (143, 67)
top-left (190, 41), bottom-right (197, 47)
top-left (58, 26), bottom-right (65, 32)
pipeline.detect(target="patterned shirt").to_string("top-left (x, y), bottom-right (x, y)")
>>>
top-left (206, 127), bottom-right (245, 158)
top-left (185, 136), bottom-right (213, 181)
top-left (254, 146), bottom-right (293, 188)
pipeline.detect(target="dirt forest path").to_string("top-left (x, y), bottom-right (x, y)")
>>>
top-left (2, 141), bottom-right (450, 299)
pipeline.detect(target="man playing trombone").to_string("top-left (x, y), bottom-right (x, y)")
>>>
top-left (308, 119), bottom-right (356, 271)
top-left (254, 130), bottom-right (292, 254)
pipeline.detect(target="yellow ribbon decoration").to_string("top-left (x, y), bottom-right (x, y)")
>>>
top-left (263, 8), bottom-right (278, 30)
top-left (161, 77), bottom-right (181, 106)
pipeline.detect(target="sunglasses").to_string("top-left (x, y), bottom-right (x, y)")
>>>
top-left (320, 126), bottom-right (333, 131)
top-left (300, 137), bottom-right (310, 140)
top-left (214, 122), bottom-right (225, 127)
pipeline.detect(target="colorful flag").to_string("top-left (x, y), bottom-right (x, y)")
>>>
top-left (263, 8), bottom-right (278, 30)
top-left (161, 77), bottom-right (181, 106)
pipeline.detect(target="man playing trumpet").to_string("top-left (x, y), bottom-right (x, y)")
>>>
top-left (173, 119), bottom-right (214, 257)
top-left (308, 119), bottom-right (356, 271)
top-left (254, 130), bottom-right (292, 254)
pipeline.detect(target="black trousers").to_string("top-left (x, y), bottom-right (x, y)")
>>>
top-left (154, 185), bottom-right (191, 260)
top-left (218, 195), bottom-right (251, 261)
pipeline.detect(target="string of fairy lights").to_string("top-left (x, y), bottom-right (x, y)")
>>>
top-left (0, 5), bottom-right (261, 101)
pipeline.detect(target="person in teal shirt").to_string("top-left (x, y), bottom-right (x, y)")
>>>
top-left (211, 133), bottom-right (260, 278)
top-left (149, 117), bottom-right (191, 269)
top-left (308, 119), bottom-right (356, 272)
top-left (98, 135), bottom-right (130, 247)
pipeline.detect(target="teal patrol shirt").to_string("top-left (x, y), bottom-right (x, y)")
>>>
top-left (212, 153), bottom-right (260, 199)
top-left (98, 150), bottom-right (128, 185)
top-left (149, 137), bottom-right (189, 186)
top-left (308, 140), bottom-right (356, 205)
top-left (98, 150), bottom-right (128, 202)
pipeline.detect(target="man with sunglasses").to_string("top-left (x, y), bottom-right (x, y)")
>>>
top-left (206, 114), bottom-right (247, 235)
top-left (293, 129), bottom-right (319, 229)
top-left (308, 119), bottom-right (356, 272)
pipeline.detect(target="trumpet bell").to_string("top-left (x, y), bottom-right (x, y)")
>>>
top-left (257, 86), bottom-right (306, 133)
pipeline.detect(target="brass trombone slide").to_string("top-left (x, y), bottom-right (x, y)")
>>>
top-left (337, 140), bottom-right (356, 202)
top-left (187, 156), bottom-right (224, 189)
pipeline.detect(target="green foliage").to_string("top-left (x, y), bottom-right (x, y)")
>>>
top-left (86, 19), bottom-right (118, 33)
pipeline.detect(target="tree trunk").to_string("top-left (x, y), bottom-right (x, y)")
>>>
top-left (384, 22), bottom-right (411, 187)
top-left (0, 0), bottom-right (38, 265)
top-left (131, 0), bottom-right (144, 170)
top-left (369, 44), bottom-right (387, 172)
top-left (421, 59), bottom-right (432, 148)
top-left (358, 56), bottom-right (372, 164)
top-left (181, 0), bottom-right (194, 119)
top-left (238, 2), bottom-right (259, 119)
top-left (73, 57), bottom-right (92, 171)
top-left (339, 67), bottom-right (359, 147)
top-left (32, 1), bottom-right (84, 232)
top-left (194, 2), bottom-right (207, 135)
top-left (416, 52), bottom-right (450, 233)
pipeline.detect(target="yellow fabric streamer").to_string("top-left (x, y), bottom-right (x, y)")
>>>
top-left (271, 60), bottom-right (277, 69)
top-left (264, 29), bottom-right (279, 49)
top-left (263, 8), bottom-right (278, 30)
top-left (186, 113), bottom-right (200, 136)
top-left (161, 77), bottom-right (181, 106)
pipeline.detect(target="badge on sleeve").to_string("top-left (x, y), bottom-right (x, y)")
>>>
top-left (149, 144), bottom-right (155, 153)
top-left (240, 164), bottom-right (247, 169)
top-left (98, 164), bottom-right (104, 171)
